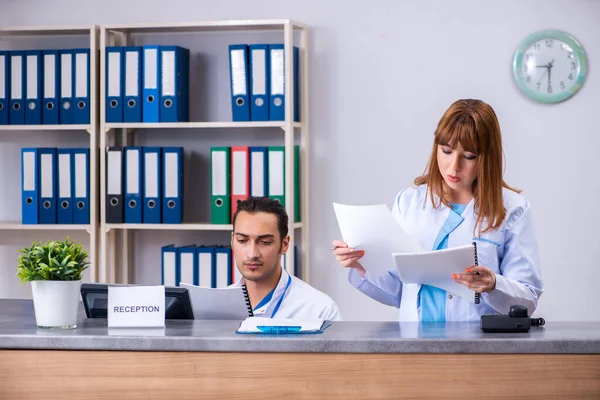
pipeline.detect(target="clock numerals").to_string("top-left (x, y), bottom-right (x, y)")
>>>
top-left (571, 61), bottom-right (577, 70)
top-left (526, 75), bottom-right (532, 83)
top-left (545, 39), bottom-right (553, 47)
top-left (533, 43), bottom-right (541, 51)
top-left (548, 85), bottom-right (553, 94)
top-left (560, 81), bottom-right (566, 90)
top-left (569, 73), bottom-right (574, 80)
top-left (536, 82), bottom-right (541, 91)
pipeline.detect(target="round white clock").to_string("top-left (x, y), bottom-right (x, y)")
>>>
top-left (512, 30), bottom-right (587, 103)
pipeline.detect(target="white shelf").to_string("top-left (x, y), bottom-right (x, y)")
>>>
top-left (106, 223), bottom-right (232, 231)
top-left (104, 121), bottom-right (301, 131)
top-left (102, 19), bottom-right (306, 34)
top-left (0, 223), bottom-right (92, 231)
top-left (0, 25), bottom-right (97, 36)
top-left (104, 222), bottom-right (303, 231)
top-left (0, 125), bottom-right (92, 131)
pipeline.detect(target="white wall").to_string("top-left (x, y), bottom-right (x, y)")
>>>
top-left (1, 0), bottom-right (599, 321)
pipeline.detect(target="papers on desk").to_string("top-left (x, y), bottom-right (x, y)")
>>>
top-left (333, 202), bottom-right (424, 276)
top-left (180, 283), bottom-right (252, 320)
top-left (393, 244), bottom-right (478, 303)
top-left (236, 317), bottom-right (331, 334)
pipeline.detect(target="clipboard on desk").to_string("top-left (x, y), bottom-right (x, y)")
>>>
top-left (392, 242), bottom-right (481, 304)
top-left (236, 317), bottom-right (332, 334)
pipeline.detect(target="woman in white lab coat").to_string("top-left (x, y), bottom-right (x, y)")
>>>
top-left (333, 99), bottom-right (543, 322)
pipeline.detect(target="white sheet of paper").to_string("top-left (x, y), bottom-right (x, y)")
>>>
top-left (333, 202), bottom-right (424, 276)
top-left (180, 283), bottom-right (250, 320)
top-left (392, 244), bottom-right (477, 303)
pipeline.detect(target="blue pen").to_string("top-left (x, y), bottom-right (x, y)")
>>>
top-left (257, 326), bottom-right (302, 334)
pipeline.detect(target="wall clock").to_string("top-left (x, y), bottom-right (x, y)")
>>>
top-left (513, 29), bottom-right (587, 103)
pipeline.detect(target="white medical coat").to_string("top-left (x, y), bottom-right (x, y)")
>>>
top-left (348, 185), bottom-right (543, 321)
top-left (232, 267), bottom-right (343, 321)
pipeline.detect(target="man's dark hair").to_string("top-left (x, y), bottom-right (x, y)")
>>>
top-left (232, 197), bottom-right (289, 240)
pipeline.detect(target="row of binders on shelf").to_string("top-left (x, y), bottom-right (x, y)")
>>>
top-left (162, 245), bottom-right (235, 288)
top-left (104, 145), bottom-right (300, 225)
top-left (106, 146), bottom-right (183, 224)
top-left (0, 45), bottom-right (299, 125)
top-left (229, 44), bottom-right (299, 122)
top-left (161, 244), bottom-right (298, 288)
top-left (0, 49), bottom-right (91, 125)
top-left (105, 45), bottom-right (189, 123)
top-left (211, 145), bottom-right (300, 224)
top-left (21, 147), bottom-right (90, 224)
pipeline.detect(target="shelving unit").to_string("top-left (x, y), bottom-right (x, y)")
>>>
top-left (0, 25), bottom-right (100, 283)
top-left (99, 19), bottom-right (309, 286)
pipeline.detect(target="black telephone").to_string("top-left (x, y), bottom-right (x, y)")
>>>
top-left (480, 304), bottom-right (545, 333)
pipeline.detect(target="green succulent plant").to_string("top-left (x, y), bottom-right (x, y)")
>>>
top-left (16, 237), bottom-right (89, 282)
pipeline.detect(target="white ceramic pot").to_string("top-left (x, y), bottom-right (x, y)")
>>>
top-left (31, 280), bottom-right (82, 329)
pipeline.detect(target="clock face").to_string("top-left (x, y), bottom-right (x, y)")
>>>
top-left (513, 30), bottom-right (587, 103)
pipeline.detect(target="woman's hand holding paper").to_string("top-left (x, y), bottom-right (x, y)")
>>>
top-left (452, 266), bottom-right (497, 294)
top-left (332, 240), bottom-right (366, 277)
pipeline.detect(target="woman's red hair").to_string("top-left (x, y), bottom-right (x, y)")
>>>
top-left (414, 99), bottom-right (520, 233)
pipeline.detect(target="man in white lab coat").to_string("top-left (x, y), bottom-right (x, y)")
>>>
top-left (230, 197), bottom-right (342, 321)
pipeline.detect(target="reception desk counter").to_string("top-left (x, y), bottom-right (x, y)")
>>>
top-left (1, 299), bottom-right (599, 399)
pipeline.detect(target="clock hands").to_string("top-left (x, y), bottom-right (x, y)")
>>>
top-left (533, 60), bottom-right (554, 89)
top-left (535, 60), bottom-right (555, 68)
top-left (545, 59), bottom-right (554, 88)
top-left (537, 69), bottom-right (547, 86)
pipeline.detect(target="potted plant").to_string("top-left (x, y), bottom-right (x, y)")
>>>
top-left (17, 237), bottom-right (89, 329)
